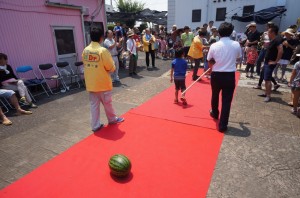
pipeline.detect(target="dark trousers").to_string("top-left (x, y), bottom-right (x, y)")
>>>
top-left (129, 54), bottom-right (137, 73)
top-left (146, 49), bottom-right (155, 67)
top-left (245, 63), bottom-right (254, 74)
top-left (211, 72), bottom-right (235, 128)
top-left (256, 48), bottom-right (266, 75)
top-left (193, 58), bottom-right (202, 78)
top-left (258, 66), bottom-right (277, 86)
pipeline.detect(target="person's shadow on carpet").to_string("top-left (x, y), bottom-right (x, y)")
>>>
top-left (94, 125), bottom-right (125, 141)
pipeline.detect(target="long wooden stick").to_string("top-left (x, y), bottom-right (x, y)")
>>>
top-left (181, 68), bottom-right (211, 96)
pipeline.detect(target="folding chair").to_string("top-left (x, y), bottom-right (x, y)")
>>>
top-left (38, 63), bottom-right (68, 94)
top-left (0, 98), bottom-right (9, 114)
top-left (15, 65), bottom-right (50, 101)
top-left (74, 61), bottom-right (85, 87)
top-left (55, 62), bottom-right (80, 90)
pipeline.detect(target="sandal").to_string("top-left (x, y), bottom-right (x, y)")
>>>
top-left (17, 110), bottom-right (32, 115)
top-left (180, 97), bottom-right (188, 105)
top-left (174, 99), bottom-right (179, 104)
top-left (253, 86), bottom-right (262, 89)
top-left (2, 119), bottom-right (12, 126)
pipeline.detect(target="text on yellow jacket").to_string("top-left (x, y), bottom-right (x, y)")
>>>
top-left (82, 42), bottom-right (115, 92)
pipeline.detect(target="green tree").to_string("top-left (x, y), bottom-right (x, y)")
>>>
top-left (115, 0), bottom-right (145, 28)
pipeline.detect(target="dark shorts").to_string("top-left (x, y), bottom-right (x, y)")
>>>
top-left (263, 63), bottom-right (276, 81)
top-left (183, 46), bottom-right (190, 57)
top-left (291, 86), bottom-right (300, 91)
top-left (174, 79), bottom-right (186, 91)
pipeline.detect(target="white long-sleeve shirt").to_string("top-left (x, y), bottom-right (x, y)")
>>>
top-left (126, 38), bottom-right (137, 55)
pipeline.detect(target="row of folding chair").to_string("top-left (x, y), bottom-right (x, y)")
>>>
top-left (15, 61), bottom-right (84, 99)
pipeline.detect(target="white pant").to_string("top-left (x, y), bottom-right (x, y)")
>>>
top-left (111, 56), bottom-right (119, 81)
top-left (89, 91), bottom-right (117, 131)
top-left (2, 80), bottom-right (32, 103)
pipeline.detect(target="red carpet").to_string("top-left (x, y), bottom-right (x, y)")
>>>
top-left (0, 70), bottom-right (240, 198)
top-left (0, 114), bottom-right (223, 198)
top-left (131, 71), bottom-right (240, 130)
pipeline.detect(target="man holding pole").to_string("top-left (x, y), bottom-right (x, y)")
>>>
top-left (207, 22), bottom-right (242, 132)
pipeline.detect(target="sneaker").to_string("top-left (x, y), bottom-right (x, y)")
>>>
top-left (19, 97), bottom-right (26, 103)
top-left (273, 84), bottom-right (280, 91)
top-left (92, 124), bottom-right (104, 132)
top-left (258, 94), bottom-right (267, 97)
top-left (109, 117), bottom-right (125, 124)
top-left (264, 97), bottom-right (271, 102)
top-left (250, 75), bottom-right (254, 78)
top-left (180, 97), bottom-right (187, 105)
top-left (192, 75), bottom-right (200, 81)
top-left (291, 108), bottom-right (297, 114)
top-left (246, 75), bottom-right (249, 78)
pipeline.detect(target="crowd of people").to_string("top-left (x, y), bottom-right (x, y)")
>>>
top-left (1, 20), bottom-right (300, 129)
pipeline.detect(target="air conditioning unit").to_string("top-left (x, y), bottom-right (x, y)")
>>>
top-left (82, 6), bottom-right (89, 16)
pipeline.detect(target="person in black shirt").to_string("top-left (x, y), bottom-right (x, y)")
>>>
top-left (245, 22), bottom-right (260, 48)
top-left (258, 25), bottom-right (283, 102)
top-left (274, 28), bottom-right (298, 81)
top-left (0, 53), bottom-right (37, 108)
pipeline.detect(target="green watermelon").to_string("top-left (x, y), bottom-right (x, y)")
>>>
top-left (109, 154), bottom-right (131, 177)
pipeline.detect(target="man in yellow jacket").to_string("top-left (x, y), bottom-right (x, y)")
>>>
top-left (188, 30), bottom-right (206, 80)
top-left (82, 27), bottom-right (124, 132)
top-left (142, 28), bottom-right (156, 69)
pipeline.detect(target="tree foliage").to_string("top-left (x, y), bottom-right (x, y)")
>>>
top-left (115, 0), bottom-right (145, 13)
top-left (114, 0), bottom-right (145, 28)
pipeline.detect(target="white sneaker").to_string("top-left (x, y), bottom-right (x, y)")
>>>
top-left (264, 97), bottom-right (271, 102)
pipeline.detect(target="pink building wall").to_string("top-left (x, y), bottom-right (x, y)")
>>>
top-left (0, 0), bottom-right (106, 72)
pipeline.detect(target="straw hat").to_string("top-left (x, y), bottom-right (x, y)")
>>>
top-left (246, 22), bottom-right (257, 28)
top-left (211, 26), bottom-right (217, 31)
top-left (283, 28), bottom-right (295, 36)
top-left (127, 31), bottom-right (134, 37)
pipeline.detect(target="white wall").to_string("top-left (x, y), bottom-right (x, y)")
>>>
top-left (168, 0), bottom-right (299, 33)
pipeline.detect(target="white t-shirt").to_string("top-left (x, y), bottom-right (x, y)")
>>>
top-left (207, 37), bottom-right (242, 72)
top-left (126, 38), bottom-right (137, 55)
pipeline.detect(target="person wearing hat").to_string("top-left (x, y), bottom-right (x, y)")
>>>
top-left (170, 25), bottom-right (177, 34)
top-left (245, 22), bottom-right (260, 48)
top-left (289, 53), bottom-right (300, 116)
top-left (274, 28), bottom-right (298, 82)
top-left (127, 30), bottom-right (137, 76)
top-left (181, 26), bottom-right (194, 61)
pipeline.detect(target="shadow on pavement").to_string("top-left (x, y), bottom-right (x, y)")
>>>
top-left (227, 122), bottom-right (251, 137)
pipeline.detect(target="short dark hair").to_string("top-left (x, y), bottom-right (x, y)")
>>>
top-left (198, 31), bottom-right (206, 37)
top-left (183, 26), bottom-right (189, 30)
top-left (0, 53), bottom-right (8, 60)
top-left (209, 21), bottom-right (214, 24)
top-left (90, 27), bottom-right (104, 42)
top-left (203, 23), bottom-right (208, 27)
top-left (269, 25), bottom-right (279, 35)
top-left (175, 48), bottom-right (184, 58)
top-left (218, 22), bottom-right (234, 37)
